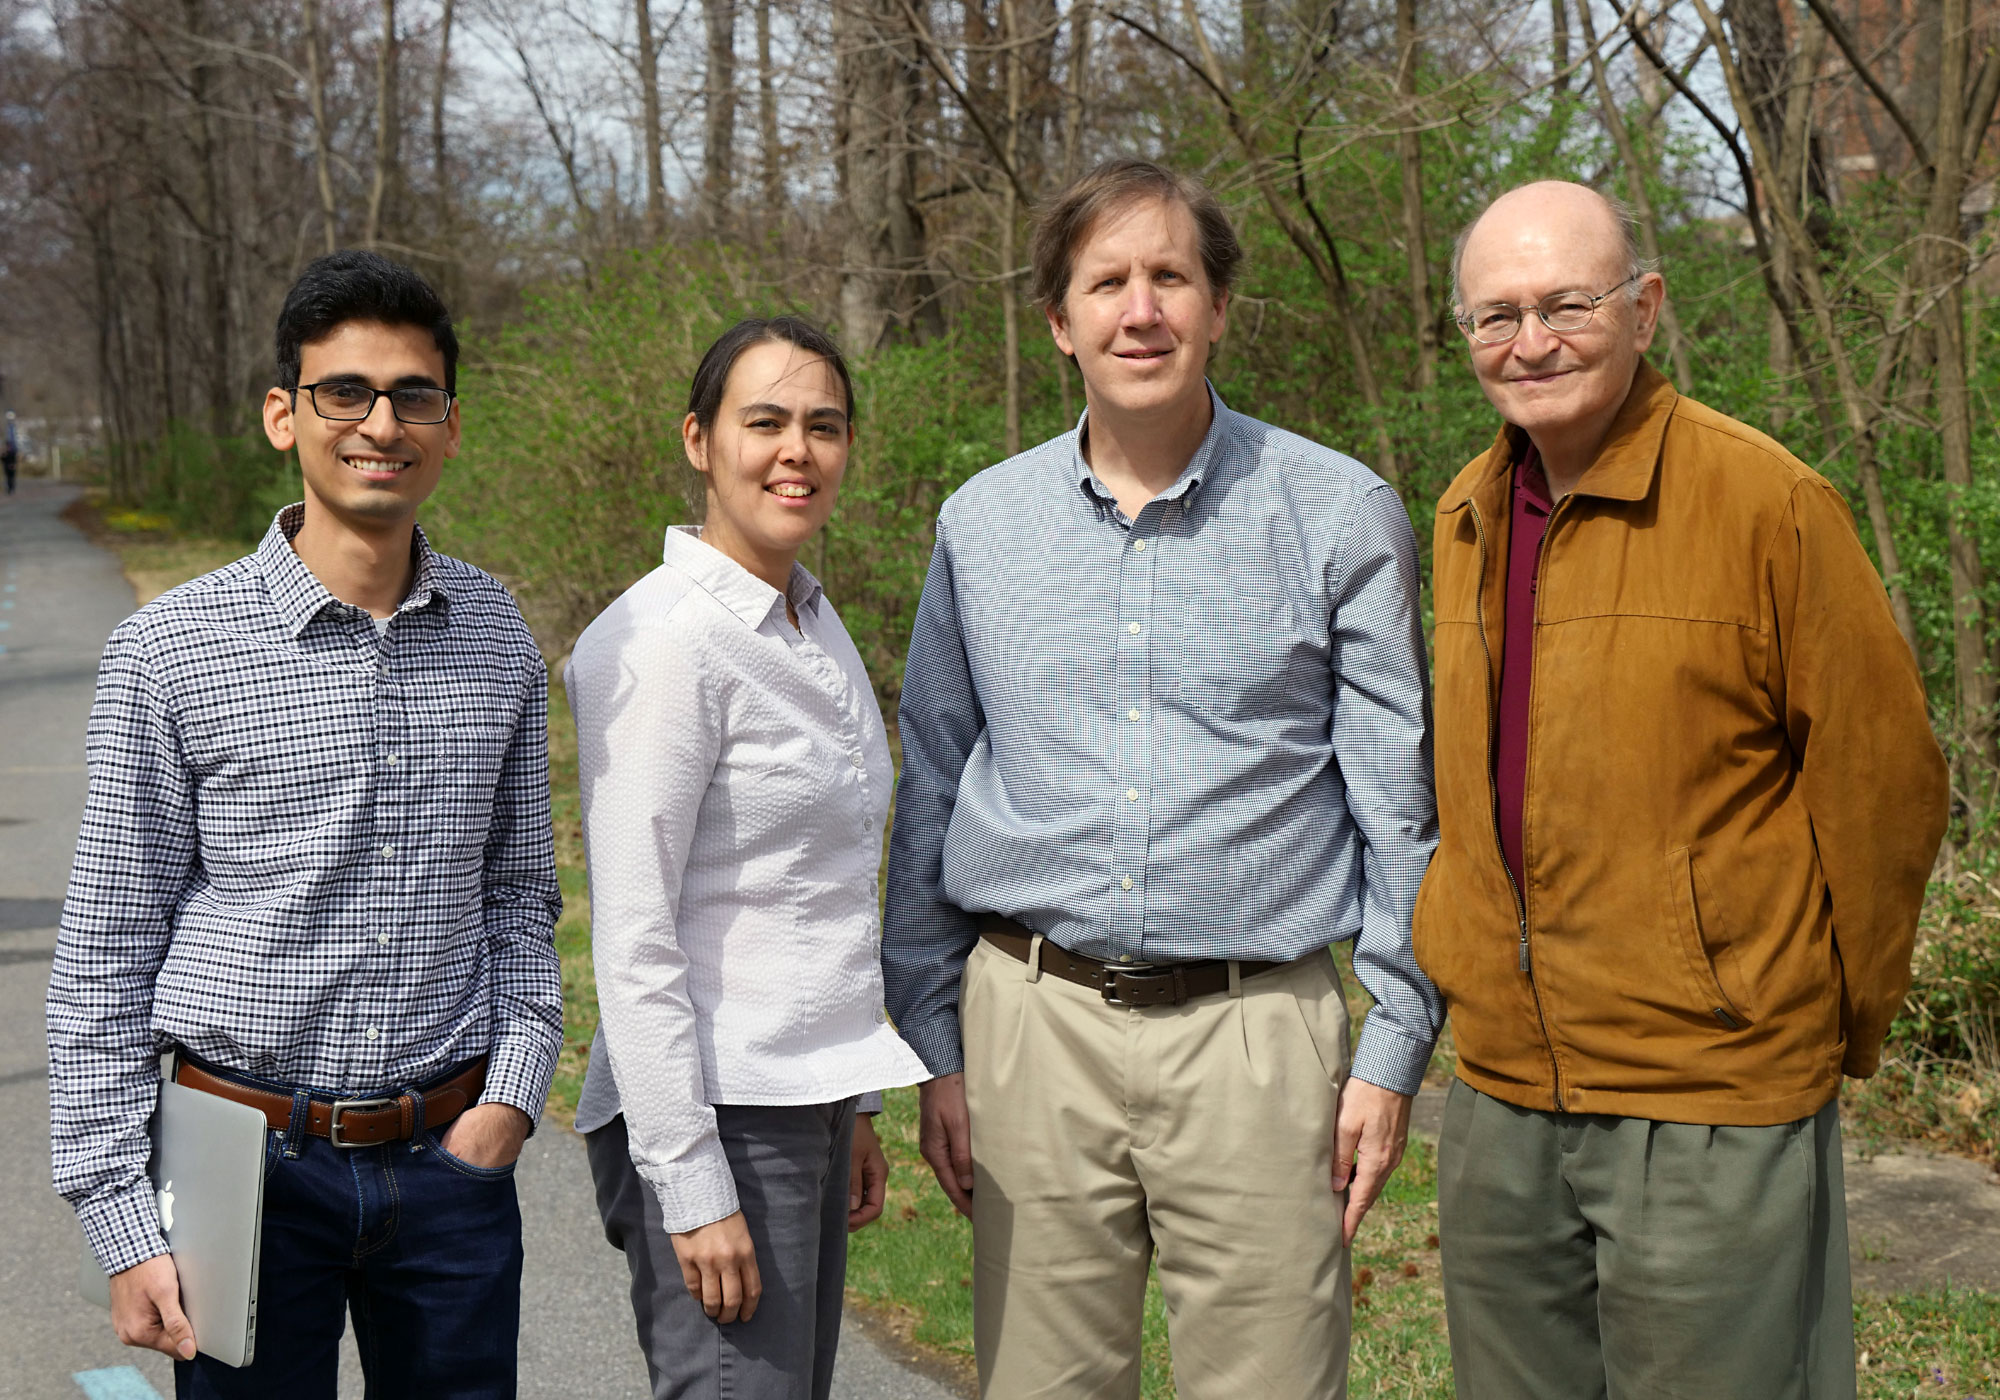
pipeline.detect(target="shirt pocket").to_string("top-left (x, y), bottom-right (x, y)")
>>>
top-left (1172, 586), bottom-right (1320, 722)
top-left (426, 706), bottom-right (518, 855)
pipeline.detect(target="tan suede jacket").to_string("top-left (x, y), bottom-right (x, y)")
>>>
top-left (1414, 361), bottom-right (1948, 1126)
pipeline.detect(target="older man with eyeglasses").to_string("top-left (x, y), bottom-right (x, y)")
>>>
top-left (1416, 180), bottom-right (1947, 1400)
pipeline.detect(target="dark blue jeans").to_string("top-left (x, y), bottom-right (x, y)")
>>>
top-left (174, 1078), bottom-right (523, 1399)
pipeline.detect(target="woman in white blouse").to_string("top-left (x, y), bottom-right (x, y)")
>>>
top-left (565, 317), bottom-right (928, 1400)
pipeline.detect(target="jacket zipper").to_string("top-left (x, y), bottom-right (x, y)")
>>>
top-left (1467, 498), bottom-right (1565, 1111)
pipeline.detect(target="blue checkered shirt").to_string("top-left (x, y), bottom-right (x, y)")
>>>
top-left (883, 391), bottom-right (1442, 1093)
top-left (48, 506), bottom-right (563, 1275)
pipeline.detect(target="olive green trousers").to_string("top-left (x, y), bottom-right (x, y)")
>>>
top-left (1437, 1080), bottom-right (1854, 1400)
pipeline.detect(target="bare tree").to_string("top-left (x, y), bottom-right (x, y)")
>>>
top-left (365, 0), bottom-right (400, 247)
top-left (702, 0), bottom-right (738, 232)
top-left (636, 0), bottom-right (666, 238)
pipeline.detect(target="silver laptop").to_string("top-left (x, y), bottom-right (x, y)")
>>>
top-left (80, 1076), bottom-right (267, 1368)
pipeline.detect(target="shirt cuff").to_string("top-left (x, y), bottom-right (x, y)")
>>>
top-left (1350, 1019), bottom-right (1436, 1098)
top-left (856, 1091), bottom-right (883, 1115)
top-left (79, 1178), bottom-right (171, 1278)
top-left (642, 1136), bottom-right (743, 1235)
top-left (478, 1034), bottom-right (558, 1139)
top-left (896, 1013), bottom-right (965, 1079)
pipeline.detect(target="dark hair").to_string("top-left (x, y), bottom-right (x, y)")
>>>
top-left (1028, 158), bottom-right (1243, 312)
top-left (686, 316), bottom-right (856, 434)
top-left (275, 250), bottom-right (459, 393)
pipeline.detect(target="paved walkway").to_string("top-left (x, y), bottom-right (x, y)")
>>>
top-left (0, 482), bottom-right (955, 1399)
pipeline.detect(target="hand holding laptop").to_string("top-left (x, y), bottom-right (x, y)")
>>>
top-left (109, 1254), bottom-right (196, 1360)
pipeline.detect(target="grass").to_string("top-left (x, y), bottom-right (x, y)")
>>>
top-left (90, 517), bottom-right (2000, 1399)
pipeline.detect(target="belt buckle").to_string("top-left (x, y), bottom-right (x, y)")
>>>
top-left (1099, 965), bottom-right (1186, 1007)
top-left (327, 1095), bottom-right (398, 1148)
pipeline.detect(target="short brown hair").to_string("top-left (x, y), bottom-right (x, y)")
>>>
top-left (1028, 159), bottom-right (1243, 312)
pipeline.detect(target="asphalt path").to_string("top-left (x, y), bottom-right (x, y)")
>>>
top-left (1, 482), bottom-right (955, 1400)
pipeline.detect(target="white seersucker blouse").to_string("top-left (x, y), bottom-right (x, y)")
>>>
top-left (566, 526), bottom-right (928, 1233)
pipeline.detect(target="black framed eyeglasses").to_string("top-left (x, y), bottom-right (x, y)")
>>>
top-left (297, 382), bottom-right (456, 424)
top-left (1454, 273), bottom-right (1643, 345)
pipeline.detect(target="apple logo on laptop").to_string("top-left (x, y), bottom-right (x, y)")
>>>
top-left (158, 1181), bottom-right (175, 1234)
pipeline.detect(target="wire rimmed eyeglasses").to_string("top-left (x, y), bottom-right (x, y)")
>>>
top-left (1454, 274), bottom-right (1643, 345)
top-left (297, 381), bottom-right (457, 424)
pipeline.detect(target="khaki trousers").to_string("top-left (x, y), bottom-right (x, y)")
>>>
top-left (961, 936), bottom-right (1353, 1400)
top-left (1437, 1081), bottom-right (1854, 1400)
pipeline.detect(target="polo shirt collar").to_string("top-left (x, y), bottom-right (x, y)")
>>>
top-left (255, 503), bottom-right (450, 640)
top-left (663, 524), bottom-right (824, 630)
top-left (1071, 381), bottom-right (1229, 512)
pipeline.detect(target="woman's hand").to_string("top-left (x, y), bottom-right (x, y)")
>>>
top-left (849, 1113), bottom-right (888, 1232)
top-left (669, 1211), bottom-right (762, 1322)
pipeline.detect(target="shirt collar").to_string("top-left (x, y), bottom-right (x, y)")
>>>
top-left (663, 525), bottom-right (824, 629)
top-left (255, 503), bottom-right (450, 640)
top-left (1071, 382), bottom-right (1230, 513)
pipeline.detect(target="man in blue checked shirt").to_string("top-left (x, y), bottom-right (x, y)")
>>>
top-left (883, 158), bottom-right (1442, 1398)
top-left (47, 251), bottom-right (562, 1397)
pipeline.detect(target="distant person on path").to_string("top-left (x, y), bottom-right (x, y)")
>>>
top-left (565, 317), bottom-right (928, 1400)
top-left (1420, 180), bottom-right (1949, 1400)
top-left (48, 250), bottom-right (563, 1397)
top-left (883, 158), bottom-right (1441, 1398)
top-left (3, 411), bottom-right (18, 493)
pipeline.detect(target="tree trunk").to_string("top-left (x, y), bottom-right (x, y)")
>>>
top-left (702, 0), bottom-right (738, 233)
top-left (1549, 0), bottom-right (1569, 93)
top-left (637, 0), bottom-right (666, 239)
top-left (1395, 0), bottom-right (1436, 391)
top-left (432, 0), bottom-right (456, 243)
top-left (1062, 0), bottom-right (1090, 182)
top-left (834, 0), bottom-right (894, 348)
top-left (1000, 0), bottom-right (1024, 457)
top-left (1574, 0), bottom-right (1692, 391)
top-left (1926, 0), bottom-right (1992, 769)
top-left (304, 0), bottom-right (338, 254)
top-left (757, 0), bottom-right (782, 218)
top-left (365, 0), bottom-right (400, 248)
top-left (181, 0), bottom-right (232, 434)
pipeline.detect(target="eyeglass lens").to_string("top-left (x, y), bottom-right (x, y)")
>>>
top-left (1467, 293), bottom-right (1604, 343)
top-left (310, 384), bottom-right (452, 423)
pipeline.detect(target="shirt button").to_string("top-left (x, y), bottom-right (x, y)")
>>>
top-left (1128, 708), bottom-right (1142, 722)
top-left (377, 933), bottom-right (390, 946)
top-left (364, 1026), bottom-right (379, 1041)
top-left (1133, 539), bottom-right (1145, 552)
top-left (1120, 875), bottom-right (1134, 891)
top-left (849, 752), bottom-right (863, 769)
top-left (876, 1008), bottom-right (889, 1024)
top-left (385, 754), bottom-right (399, 766)
top-left (1127, 621), bottom-right (1141, 636)
top-left (1126, 788), bottom-right (1140, 802)
top-left (1119, 953), bottom-right (1134, 963)
top-left (380, 844), bottom-right (395, 859)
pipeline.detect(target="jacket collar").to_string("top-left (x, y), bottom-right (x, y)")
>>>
top-left (1440, 359), bottom-right (1678, 514)
top-left (255, 503), bottom-right (449, 639)
top-left (663, 524), bottom-right (824, 630)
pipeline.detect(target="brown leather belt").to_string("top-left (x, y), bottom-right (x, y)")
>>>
top-left (979, 917), bottom-right (1291, 1007)
top-left (175, 1056), bottom-right (488, 1149)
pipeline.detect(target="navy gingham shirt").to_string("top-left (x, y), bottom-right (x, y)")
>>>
top-left (48, 506), bottom-right (563, 1274)
top-left (883, 391), bottom-right (1442, 1093)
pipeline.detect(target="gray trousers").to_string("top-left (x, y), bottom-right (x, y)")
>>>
top-left (586, 1103), bottom-right (856, 1400)
top-left (1437, 1080), bottom-right (1853, 1400)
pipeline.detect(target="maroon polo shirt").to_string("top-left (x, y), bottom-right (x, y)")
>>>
top-left (1495, 447), bottom-right (1551, 893)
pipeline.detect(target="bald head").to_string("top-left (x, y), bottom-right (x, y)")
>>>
top-left (1450, 181), bottom-right (1647, 312)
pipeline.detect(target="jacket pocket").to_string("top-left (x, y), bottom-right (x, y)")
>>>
top-left (1665, 847), bottom-right (1752, 1029)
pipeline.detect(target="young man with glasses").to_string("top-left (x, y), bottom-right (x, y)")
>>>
top-left (48, 250), bottom-right (562, 1397)
top-left (1420, 179), bottom-right (1946, 1398)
